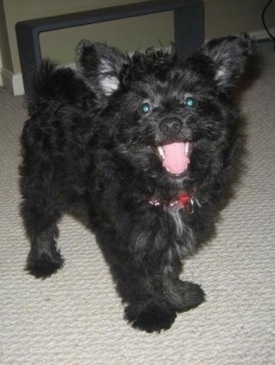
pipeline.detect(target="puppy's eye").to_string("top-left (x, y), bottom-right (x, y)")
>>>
top-left (184, 96), bottom-right (197, 108)
top-left (139, 103), bottom-right (152, 115)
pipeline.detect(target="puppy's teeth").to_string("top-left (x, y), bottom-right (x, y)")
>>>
top-left (157, 146), bottom-right (165, 160)
top-left (184, 142), bottom-right (190, 156)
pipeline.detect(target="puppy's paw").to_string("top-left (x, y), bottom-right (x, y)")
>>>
top-left (124, 301), bottom-right (176, 333)
top-left (26, 250), bottom-right (64, 279)
top-left (175, 281), bottom-right (206, 312)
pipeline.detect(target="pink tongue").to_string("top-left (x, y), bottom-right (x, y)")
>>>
top-left (162, 142), bottom-right (189, 175)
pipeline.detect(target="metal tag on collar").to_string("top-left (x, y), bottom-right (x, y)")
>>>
top-left (184, 197), bottom-right (195, 214)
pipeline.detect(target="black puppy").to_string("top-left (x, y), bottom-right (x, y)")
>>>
top-left (20, 34), bottom-right (254, 332)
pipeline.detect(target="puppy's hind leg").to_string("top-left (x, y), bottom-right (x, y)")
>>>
top-left (21, 189), bottom-right (64, 279)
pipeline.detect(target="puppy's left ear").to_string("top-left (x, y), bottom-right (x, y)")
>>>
top-left (200, 33), bottom-right (255, 90)
top-left (76, 40), bottom-right (129, 96)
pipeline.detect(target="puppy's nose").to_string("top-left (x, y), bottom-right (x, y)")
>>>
top-left (160, 117), bottom-right (182, 136)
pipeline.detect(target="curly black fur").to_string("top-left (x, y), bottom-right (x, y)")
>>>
top-left (20, 34), bottom-right (254, 332)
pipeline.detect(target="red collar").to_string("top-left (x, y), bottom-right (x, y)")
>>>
top-left (148, 192), bottom-right (198, 214)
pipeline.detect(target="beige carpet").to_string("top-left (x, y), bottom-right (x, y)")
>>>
top-left (1, 53), bottom-right (275, 365)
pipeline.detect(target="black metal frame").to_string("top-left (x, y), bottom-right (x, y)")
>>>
top-left (16, 0), bottom-right (204, 95)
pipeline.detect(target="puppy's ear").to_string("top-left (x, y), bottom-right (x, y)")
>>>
top-left (76, 41), bottom-right (129, 96)
top-left (200, 33), bottom-right (255, 89)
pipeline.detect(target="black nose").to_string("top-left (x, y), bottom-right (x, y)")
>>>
top-left (159, 117), bottom-right (182, 136)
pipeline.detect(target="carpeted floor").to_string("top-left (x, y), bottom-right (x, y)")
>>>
top-left (1, 53), bottom-right (275, 365)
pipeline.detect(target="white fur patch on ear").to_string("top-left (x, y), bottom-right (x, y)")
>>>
top-left (100, 75), bottom-right (120, 95)
top-left (215, 67), bottom-right (226, 81)
top-left (214, 66), bottom-right (230, 86)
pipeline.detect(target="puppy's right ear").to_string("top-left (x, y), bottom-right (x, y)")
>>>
top-left (76, 41), bottom-right (129, 96)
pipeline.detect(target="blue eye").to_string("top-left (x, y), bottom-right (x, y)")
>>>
top-left (139, 103), bottom-right (152, 115)
top-left (184, 96), bottom-right (197, 108)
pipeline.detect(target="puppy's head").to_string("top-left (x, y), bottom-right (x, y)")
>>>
top-left (76, 35), bottom-right (254, 183)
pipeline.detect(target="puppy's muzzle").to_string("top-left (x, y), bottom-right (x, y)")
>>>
top-left (160, 117), bottom-right (182, 137)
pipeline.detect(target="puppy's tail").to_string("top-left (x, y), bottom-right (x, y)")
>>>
top-left (26, 60), bottom-right (87, 115)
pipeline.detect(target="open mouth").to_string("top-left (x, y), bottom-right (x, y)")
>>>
top-left (156, 141), bottom-right (192, 176)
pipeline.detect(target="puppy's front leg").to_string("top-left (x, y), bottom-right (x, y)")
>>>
top-left (123, 255), bottom-right (205, 332)
top-left (97, 225), bottom-right (204, 332)
top-left (118, 249), bottom-right (179, 333)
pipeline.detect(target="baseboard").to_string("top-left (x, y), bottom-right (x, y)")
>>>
top-left (1, 28), bottom-right (274, 96)
top-left (249, 28), bottom-right (275, 40)
top-left (1, 67), bottom-right (25, 96)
